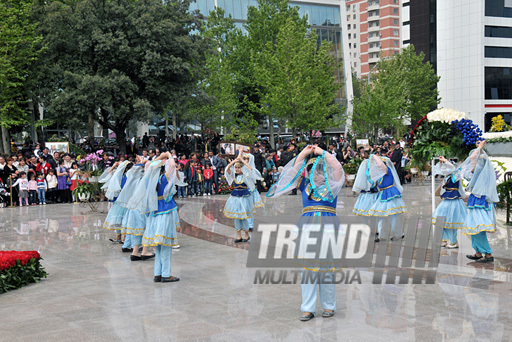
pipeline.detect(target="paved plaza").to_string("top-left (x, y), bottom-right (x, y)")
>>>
top-left (1, 183), bottom-right (511, 341)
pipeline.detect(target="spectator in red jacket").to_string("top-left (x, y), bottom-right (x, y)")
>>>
top-left (203, 163), bottom-right (213, 196)
top-left (36, 156), bottom-right (52, 177)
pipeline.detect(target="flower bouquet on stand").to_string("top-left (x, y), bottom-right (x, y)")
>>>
top-left (74, 151), bottom-right (106, 212)
top-left (0, 251), bottom-right (47, 293)
top-left (410, 108), bottom-right (483, 166)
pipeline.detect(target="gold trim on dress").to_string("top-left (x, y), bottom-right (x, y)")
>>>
top-left (302, 206), bottom-right (337, 215)
top-left (379, 185), bottom-right (393, 190)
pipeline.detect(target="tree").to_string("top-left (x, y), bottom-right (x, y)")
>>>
top-left (0, 0), bottom-right (43, 154)
top-left (352, 45), bottom-right (440, 137)
top-left (242, 0), bottom-right (342, 148)
top-left (33, 0), bottom-right (206, 153)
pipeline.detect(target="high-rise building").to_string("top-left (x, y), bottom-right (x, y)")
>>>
top-left (345, 0), bottom-right (402, 77)
top-left (437, 0), bottom-right (512, 131)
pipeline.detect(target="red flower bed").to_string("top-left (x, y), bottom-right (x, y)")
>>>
top-left (0, 250), bottom-right (47, 293)
top-left (0, 251), bottom-right (40, 271)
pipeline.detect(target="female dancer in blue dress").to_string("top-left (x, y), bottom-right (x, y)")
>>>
top-left (116, 156), bottom-right (155, 260)
top-left (103, 161), bottom-right (131, 240)
top-left (461, 140), bottom-right (498, 263)
top-left (267, 145), bottom-right (345, 321)
top-left (243, 152), bottom-right (263, 231)
top-left (367, 155), bottom-right (407, 242)
top-left (432, 156), bottom-right (467, 249)
top-left (223, 148), bottom-right (256, 243)
top-left (353, 156), bottom-right (378, 218)
top-left (129, 151), bottom-right (180, 282)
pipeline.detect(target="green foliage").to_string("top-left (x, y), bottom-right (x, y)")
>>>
top-left (198, 0), bottom-right (342, 145)
top-left (32, 0), bottom-right (206, 153)
top-left (0, 258), bottom-right (47, 294)
top-left (486, 136), bottom-right (512, 144)
top-left (0, 0), bottom-right (44, 129)
top-left (352, 45), bottom-right (440, 136)
top-left (496, 179), bottom-right (512, 211)
top-left (69, 143), bottom-right (86, 156)
top-left (410, 121), bottom-right (470, 166)
top-left (342, 157), bottom-right (363, 175)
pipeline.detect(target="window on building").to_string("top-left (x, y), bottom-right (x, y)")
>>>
top-left (354, 43), bottom-right (357, 48)
top-left (394, 19), bottom-right (399, 25)
top-left (485, 46), bottom-right (512, 58)
top-left (353, 14), bottom-right (356, 19)
top-left (485, 25), bottom-right (512, 38)
top-left (348, 33), bottom-right (351, 39)
top-left (354, 33), bottom-right (357, 38)
top-left (354, 62), bottom-right (357, 67)
top-left (349, 43), bottom-right (352, 48)
top-left (394, 0), bottom-right (398, 3)
top-left (403, 20), bottom-right (410, 26)
top-left (394, 51), bottom-right (399, 55)
top-left (486, 0), bottom-right (512, 18)
top-left (354, 24), bottom-right (357, 29)
top-left (485, 67), bottom-right (512, 99)
top-left (394, 8), bottom-right (399, 14)
top-left (348, 24), bottom-right (351, 30)
top-left (394, 29), bottom-right (399, 36)
top-left (394, 40), bottom-right (399, 47)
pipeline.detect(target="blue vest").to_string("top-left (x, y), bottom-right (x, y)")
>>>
top-left (441, 178), bottom-right (461, 199)
top-left (154, 174), bottom-right (177, 215)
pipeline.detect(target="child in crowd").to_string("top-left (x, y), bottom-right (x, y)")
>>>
top-left (46, 169), bottom-right (58, 204)
top-left (176, 163), bottom-right (187, 198)
top-left (28, 173), bottom-right (38, 205)
top-left (13, 172), bottom-right (29, 206)
top-left (70, 162), bottom-right (79, 202)
top-left (197, 167), bottom-right (204, 196)
top-left (37, 173), bottom-right (47, 205)
top-left (203, 163), bottom-right (213, 196)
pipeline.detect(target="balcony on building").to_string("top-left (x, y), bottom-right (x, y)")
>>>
top-left (368, 0), bottom-right (380, 11)
top-left (368, 44), bottom-right (380, 53)
top-left (368, 33), bottom-right (380, 43)
top-left (369, 55), bottom-right (380, 64)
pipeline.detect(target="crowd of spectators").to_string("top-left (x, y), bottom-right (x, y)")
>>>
top-left (0, 131), bottom-right (411, 207)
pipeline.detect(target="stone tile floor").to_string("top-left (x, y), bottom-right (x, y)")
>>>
top-left (1, 182), bottom-right (511, 341)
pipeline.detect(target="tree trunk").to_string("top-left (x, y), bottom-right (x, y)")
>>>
top-left (88, 112), bottom-right (95, 149)
top-left (1, 126), bottom-right (11, 155)
top-left (116, 128), bottom-right (127, 155)
top-left (0, 128), bottom-right (3, 155)
top-left (268, 115), bottom-right (275, 149)
top-left (172, 110), bottom-right (177, 140)
top-left (165, 116), bottom-right (169, 137)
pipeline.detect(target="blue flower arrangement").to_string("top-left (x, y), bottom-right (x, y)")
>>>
top-left (451, 119), bottom-right (483, 146)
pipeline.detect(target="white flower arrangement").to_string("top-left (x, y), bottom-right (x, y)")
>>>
top-left (482, 131), bottom-right (512, 139)
top-left (427, 108), bottom-right (466, 123)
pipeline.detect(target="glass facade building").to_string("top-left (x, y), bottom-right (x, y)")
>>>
top-left (189, 0), bottom-right (346, 103)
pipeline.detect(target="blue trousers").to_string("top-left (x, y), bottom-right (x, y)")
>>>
top-left (248, 217), bottom-right (254, 229)
top-left (301, 270), bottom-right (336, 314)
top-left (122, 234), bottom-right (132, 249)
top-left (38, 189), bottom-right (46, 203)
top-left (154, 245), bottom-right (172, 277)
top-left (235, 219), bottom-right (249, 231)
top-left (377, 215), bottom-right (399, 237)
top-left (442, 229), bottom-right (458, 244)
top-left (177, 186), bottom-right (186, 197)
top-left (471, 232), bottom-right (492, 254)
